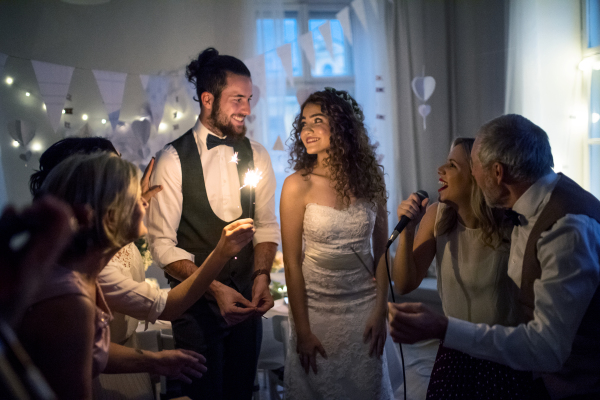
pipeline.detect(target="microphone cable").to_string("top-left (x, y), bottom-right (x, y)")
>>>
top-left (385, 246), bottom-right (406, 400)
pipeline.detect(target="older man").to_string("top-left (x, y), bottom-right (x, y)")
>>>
top-left (389, 114), bottom-right (600, 399)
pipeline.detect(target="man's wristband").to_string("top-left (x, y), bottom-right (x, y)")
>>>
top-left (251, 269), bottom-right (271, 284)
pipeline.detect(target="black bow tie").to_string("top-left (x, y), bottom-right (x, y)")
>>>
top-left (206, 134), bottom-right (233, 150)
top-left (505, 209), bottom-right (522, 226)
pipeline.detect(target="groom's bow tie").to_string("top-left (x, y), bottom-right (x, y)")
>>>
top-left (206, 134), bottom-right (233, 150)
top-left (505, 209), bottom-right (522, 226)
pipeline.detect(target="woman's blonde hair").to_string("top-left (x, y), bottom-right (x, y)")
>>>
top-left (41, 152), bottom-right (140, 251)
top-left (436, 137), bottom-right (507, 248)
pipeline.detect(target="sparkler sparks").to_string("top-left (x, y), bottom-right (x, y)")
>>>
top-left (230, 152), bottom-right (239, 164)
top-left (240, 168), bottom-right (263, 190)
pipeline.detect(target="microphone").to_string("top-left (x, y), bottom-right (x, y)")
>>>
top-left (386, 190), bottom-right (429, 248)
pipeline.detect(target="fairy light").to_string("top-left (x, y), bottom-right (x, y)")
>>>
top-left (25, 92), bottom-right (30, 97)
top-left (5, 77), bottom-right (13, 85)
top-left (31, 142), bottom-right (42, 152)
top-left (11, 141), bottom-right (19, 148)
top-left (101, 119), bottom-right (107, 124)
top-left (593, 113), bottom-right (600, 124)
top-left (82, 114), bottom-right (88, 121)
top-left (62, 109), bottom-right (66, 114)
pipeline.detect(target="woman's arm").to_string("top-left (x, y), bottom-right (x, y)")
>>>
top-left (281, 174), bottom-right (326, 374)
top-left (19, 295), bottom-right (95, 400)
top-left (100, 220), bottom-right (255, 322)
top-left (363, 200), bottom-right (390, 357)
top-left (104, 343), bottom-right (206, 384)
top-left (392, 196), bottom-right (437, 295)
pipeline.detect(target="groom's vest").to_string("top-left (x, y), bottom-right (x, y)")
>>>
top-left (167, 129), bottom-right (255, 294)
top-left (519, 173), bottom-right (600, 398)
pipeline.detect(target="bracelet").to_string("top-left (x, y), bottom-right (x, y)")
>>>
top-left (251, 269), bottom-right (271, 284)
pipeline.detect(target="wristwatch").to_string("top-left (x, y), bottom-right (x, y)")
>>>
top-left (251, 269), bottom-right (271, 284)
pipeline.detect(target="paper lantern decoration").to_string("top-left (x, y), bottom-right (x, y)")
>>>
top-left (7, 120), bottom-right (36, 147)
top-left (411, 76), bottom-right (436, 129)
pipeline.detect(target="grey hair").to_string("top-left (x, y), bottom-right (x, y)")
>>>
top-left (476, 114), bottom-right (553, 184)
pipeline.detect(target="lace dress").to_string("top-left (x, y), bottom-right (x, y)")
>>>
top-left (285, 202), bottom-right (394, 400)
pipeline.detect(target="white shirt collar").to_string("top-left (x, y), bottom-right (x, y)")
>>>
top-left (193, 119), bottom-right (220, 147)
top-left (512, 171), bottom-right (559, 219)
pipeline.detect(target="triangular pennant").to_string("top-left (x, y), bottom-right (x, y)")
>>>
top-left (318, 21), bottom-right (335, 60)
top-left (272, 135), bottom-right (285, 151)
top-left (140, 74), bottom-right (150, 91)
top-left (336, 7), bottom-right (353, 46)
top-left (244, 55), bottom-right (267, 108)
top-left (298, 32), bottom-right (317, 69)
top-left (92, 70), bottom-right (127, 130)
top-left (31, 60), bottom-right (74, 132)
top-left (143, 75), bottom-right (170, 129)
top-left (0, 53), bottom-right (7, 77)
top-left (368, 0), bottom-right (379, 20)
top-left (276, 43), bottom-right (294, 87)
top-left (351, 0), bottom-right (368, 32)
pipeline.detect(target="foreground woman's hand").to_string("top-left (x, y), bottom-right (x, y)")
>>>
top-left (297, 331), bottom-right (327, 374)
top-left (150, 349), bottom-right (207, 384)
top-left (141, 157), bottom-right (163, 202)
top-left (363, 310), bottom-right (387, 358)
top-left (388, 302), bottom-right (448, 344)
top-left (214, 218), bottom-right (255, 260)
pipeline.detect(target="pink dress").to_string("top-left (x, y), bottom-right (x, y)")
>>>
top-left (31, 265), bottom-right (113, 376)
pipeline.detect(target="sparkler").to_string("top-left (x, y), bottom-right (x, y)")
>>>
top-left (240, 168), bottom-right (263, 218)
top-left (229, 152), bottom-right (239, 164)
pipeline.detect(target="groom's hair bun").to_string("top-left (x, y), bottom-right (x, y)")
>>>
top-left (186, 47), bottom-right (251, 106)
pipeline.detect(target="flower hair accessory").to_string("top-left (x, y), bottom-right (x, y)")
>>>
top-left (324, 87), bottom-right (363, 119)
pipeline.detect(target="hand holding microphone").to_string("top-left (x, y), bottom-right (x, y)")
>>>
top-left (387, 190), bottom-right (429, 248)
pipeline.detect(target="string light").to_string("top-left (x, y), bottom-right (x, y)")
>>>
top-left (31, 142), bottom-right (42, 152)
top-left (25, 92), bottom-right (30, 97)
top-left (62, 109), bottom-right (66, 114)
top-left (11, 141), bottom-right (19, 148)
top-left (42, 104), bottom-right (46, 111)
top-left (5, 77), bottom-right (13, 85)
top-left (593, 113), bottom-right (600, 124)
top-left (101, 119), bottom-right (107, 124)
top-left (82, 114), bottom-right (88, 121)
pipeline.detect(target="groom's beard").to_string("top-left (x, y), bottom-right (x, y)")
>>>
top-left (209, 97), bottom-right (247, 145)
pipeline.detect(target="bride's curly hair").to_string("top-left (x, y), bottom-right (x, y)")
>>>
top-left (288, 88), bottom-right (387, 207)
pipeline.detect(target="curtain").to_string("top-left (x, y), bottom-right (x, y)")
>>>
top-left (386, 0), bottom-right (508, 207)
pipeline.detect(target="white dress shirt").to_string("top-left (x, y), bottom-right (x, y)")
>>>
top-left (444, 171), bottom-right (600, 371)
top-left (98, 242), bottom-right (168, 344)
top-left (147, 119), bottom-right (281, 268)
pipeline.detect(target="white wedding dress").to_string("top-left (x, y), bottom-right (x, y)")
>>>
top-left (285, 202), bottom-right (394, 400)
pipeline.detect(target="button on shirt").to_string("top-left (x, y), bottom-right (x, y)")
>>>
top-left (147, 120), bottom-right (281, 268)
top-left (444, 171), bottom-right (600, 371)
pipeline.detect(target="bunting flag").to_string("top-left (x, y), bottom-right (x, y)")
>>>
top-left (336, 7), bottom-right (353, 45)
top-left (276, 43), bottom-right (294, 87)
top-left (318, 21), bottom-right (335, 60)
top-left (92, 70), bottom-right (127, 130)
top-left (141, 74), bottom-right (169, 129)
top-left (0, 53), bottom-right (7, 77)
top-left (31, 60), bottom-right (74, 132)
top-left (368, 0), bottom-right (379, 20)
top-left (351, 0), bottom-right (368, 32)
top-left (244, 54), bottom-right (267, 106)
top-left (298, 32), bottom-right (317, 69)
top-left (272, 135), bottom-right (285, 151)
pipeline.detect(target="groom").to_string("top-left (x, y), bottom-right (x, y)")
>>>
top-left (147, 48), bottom-right (280, 399)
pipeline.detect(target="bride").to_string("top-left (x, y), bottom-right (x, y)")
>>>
top-left (281, 88), bottom-right (393, 399)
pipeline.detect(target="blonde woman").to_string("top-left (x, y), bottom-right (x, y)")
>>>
top-left (391, 138), bottom-right (532, 399)
top-left (18, 152), bottom-right (252, 399)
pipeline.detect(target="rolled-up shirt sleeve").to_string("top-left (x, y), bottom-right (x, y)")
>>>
top-left (444, 214), bottom-right (600, 372)
top-left (98, 262), bottom-right (168, 323)
top-left (251, 142), bottom-right (281, 246)
top-left (147, 146), bottom-right (195, 268)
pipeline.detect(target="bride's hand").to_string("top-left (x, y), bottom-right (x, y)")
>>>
top-left (296, 331), bottom-right (327, 374)
top-left (363, 310), bottom-right (387, 358)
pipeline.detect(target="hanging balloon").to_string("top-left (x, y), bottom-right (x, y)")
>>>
top-left (411, 76), bottom-right (436, 102)
top-left (7, 120), bottom-right (36, 147)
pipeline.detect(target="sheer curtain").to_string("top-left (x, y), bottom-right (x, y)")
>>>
top-left (505, 0), bottom-right (585, 184)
